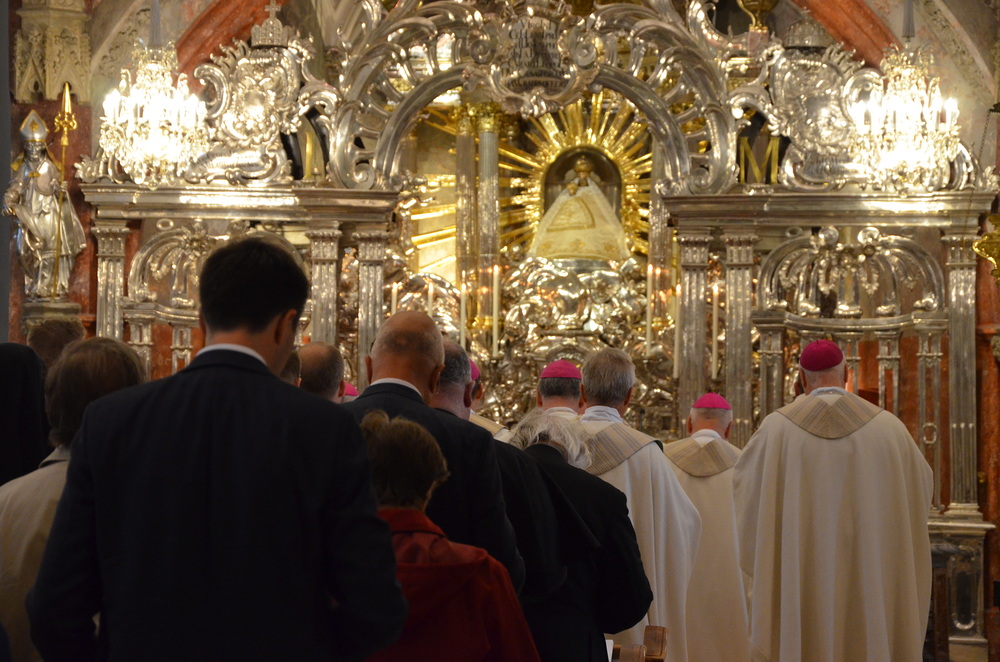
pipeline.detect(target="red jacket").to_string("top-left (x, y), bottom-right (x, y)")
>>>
top-left (368, 508), bottom-right (541, 662)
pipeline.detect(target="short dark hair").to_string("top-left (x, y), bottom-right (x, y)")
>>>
top-left (199, 238), bottom-right (309, 333)
top-left (439, 340), bottom-right (471, 387)
top-left (46, 338), bottom-right (146, 447)
top-left (538, 376), bottom-right (581, 399)
top-left (299, 343), bottom-right (345, 399)
top-left (27, 317), bottom-right (85, 371)
top-left (360, 410), bottom-right (450, 509)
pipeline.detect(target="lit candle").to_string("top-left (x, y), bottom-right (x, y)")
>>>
top-left (427, 280), bottom-right (435, 315)
top-left (492, 266), bottom-right (501, 357)
top-left (673, 284), bottom-right (681, 379)
top-left (645, 264), bottom-right (654, 358)
top-left (459, 283), bottom-right (467, 348)
top-left (711, 282), bottom-right (720, 380)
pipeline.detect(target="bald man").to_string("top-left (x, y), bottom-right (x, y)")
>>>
top-left (298, 342), bottom-right (346, 402)
top-left (342, 312), bottom-right (525, 590)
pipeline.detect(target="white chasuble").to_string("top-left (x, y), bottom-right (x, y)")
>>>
top-left (664, 432), bottom-right (750, 662)
top-left (580, 413), bottom-right (701, 662)
top-left (733, 392), bottom-right (932, 662)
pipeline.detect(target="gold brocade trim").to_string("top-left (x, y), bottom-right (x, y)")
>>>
top-left (777, 392), bottom-right (882, 439)
top-left (664, 437), bottom-right (741, 477)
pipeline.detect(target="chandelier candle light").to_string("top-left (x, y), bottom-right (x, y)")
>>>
top-left (99, 0), bottom-right (208, 187)
top-left (847, 0), bottom-right (960, 191)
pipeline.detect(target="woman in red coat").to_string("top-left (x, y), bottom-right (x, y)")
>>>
top-left (361, 410), bottom-right (541, 662)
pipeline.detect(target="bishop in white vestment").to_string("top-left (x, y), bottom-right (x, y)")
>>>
top-left (734, 340), bottom-right (932, 662)
top-left (663, 393), bottom-right (749, 662)
top-left (578, 349), bottom-right (701, 661)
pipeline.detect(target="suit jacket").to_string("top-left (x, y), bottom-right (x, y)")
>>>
top-left (523, 444), bottom-right (652, 662)
top-left (28, 350), bottom-right (406, 662)
top-left (344, 384), bottom-right (524, 591)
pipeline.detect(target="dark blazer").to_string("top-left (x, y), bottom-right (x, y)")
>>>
top-left (28, 350), bottom-right (406, 662)
top-left (523, 443), bottom-right (653, 662)
top-left (343, 383), bottom-right (524, 591)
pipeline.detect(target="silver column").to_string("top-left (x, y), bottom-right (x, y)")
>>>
top-left (455, 107), bottom-right (478, 303)
top-left (723, 229), bottom-right (756, 447)
top-left (356, 229), bottom-right (388, 390)
top-left (944, 232), bottom-right (980, 516)
top-left (91, 220), bottom-right (131, 340)
top-left (676, 228), bottom-right (712, 417)
top-left (304, 224), bottom-right (342, 344)
top-left (473, 102), bottom-right (501, 351)
top-left (755, 311), bottom-right (786, 418)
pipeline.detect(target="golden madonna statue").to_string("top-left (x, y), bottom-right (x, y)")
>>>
top-left (528, 155), bottom-right (630, 262)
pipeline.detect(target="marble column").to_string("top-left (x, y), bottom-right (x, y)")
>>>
top-left (91, 220), bottom-right (130, 340)
top-left (944, 232), bottom-right (981, 517)
top-left (356, 230), bottom-right (388, 389)
top-left (723, 229), bottom-right (756, 447)
top-left (304, 224), bottom-right (342, 344)
top-left (676, 228), bottom-right (712, 418)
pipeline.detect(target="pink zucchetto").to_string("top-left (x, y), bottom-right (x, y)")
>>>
top-left (469, 360), bottom-right (480, 382)
top-left (539, 359), bottom-right (582, 380)
top-left (799, 339), bottom-right (844, 371)
top-left (692, 392), bottom-right (731, 410)
top-left (344, 383), bottom-right (359, 397)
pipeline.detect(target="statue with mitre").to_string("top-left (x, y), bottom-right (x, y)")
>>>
top-left (3, 111), bottom-right (86, 299)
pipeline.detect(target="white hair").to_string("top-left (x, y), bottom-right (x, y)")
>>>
top-left (689, 406), bottom-right (733, 428)
top-left (509, 408), bottom-right (592, 470)
top-left (800, 360), bottom-right (847, 389)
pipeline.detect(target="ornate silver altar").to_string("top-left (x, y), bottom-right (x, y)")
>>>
top-left (74, 1), bottom-right (997, 656)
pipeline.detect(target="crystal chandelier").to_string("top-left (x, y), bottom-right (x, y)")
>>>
top-left (99, 2), bottom-right (208, 187)
top-left (847, 8), bottom-right (960, 192)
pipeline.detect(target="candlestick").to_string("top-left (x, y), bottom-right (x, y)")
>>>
top-left (645, 264), bottom-right (654, 358)
top-left (673, 283), bottom-right (681, 379)
top-left (426, 280), bottom-right (435, 315)
top-left (711, 282), bottom-right (719, 380)
top-left (460, 283), bottom-right (467, 348)
top-left (492, 266), bottom-right (501, 357)
top-left (390, 282), bottom-right (399, 315)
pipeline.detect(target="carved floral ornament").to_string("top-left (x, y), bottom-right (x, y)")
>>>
top-left (77, 0), bottom-right (995, 198)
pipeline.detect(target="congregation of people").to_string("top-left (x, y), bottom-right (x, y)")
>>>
top-left (0, 237), bottom-right (934, 662)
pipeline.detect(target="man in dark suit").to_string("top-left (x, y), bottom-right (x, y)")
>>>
top-left (429, 340), bottom-right (568, 602)
top-left (343, 312), bottom-right (524, 591)
top-left (28, 238), bottom-right (406, 662)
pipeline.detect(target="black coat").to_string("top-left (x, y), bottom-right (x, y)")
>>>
top-left (344, 383), bottom-right (525, 591)
top-left (523, 443), bottom-right (653, 662)
top-left (28, 350), bottom-right (406, 662)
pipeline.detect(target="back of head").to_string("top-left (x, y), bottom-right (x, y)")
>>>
top-left (279, 349), bottom-right (301, 385)
top-left (298, 342), bottom-right (345, 399)
top-left (0, 343), bottom-right (47, 475)
top-left (538, 377), bottom-right (581, 400)
top-left (689, 407), bottom-right (733, 435)
top-left (510, 408), bottom-right (591, 470)
top-left (581, 348), bottom-right (634, 407)
top-left (27, 317), bottom-right (85, 371)
top-left (359, 410), bottom-right (450, 509)
top-left (46, 338), bottom-right (146, 447)
top-left (199, 238), bottom-right (309, 333)
top-left (439, 340), bottom-right (471, 387)
top-left (369, 311), bottom-right (445, 378)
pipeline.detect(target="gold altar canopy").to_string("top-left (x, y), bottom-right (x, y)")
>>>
top-left (71, 1), bottom-right (996, 656)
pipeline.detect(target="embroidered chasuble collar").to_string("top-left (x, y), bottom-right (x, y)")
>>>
top-left (777, 391), bottom-right (882, 439)
top-left (583, 423), bottom-right (656, 476)
top-left (664, 437), bottom-right (740, 477)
